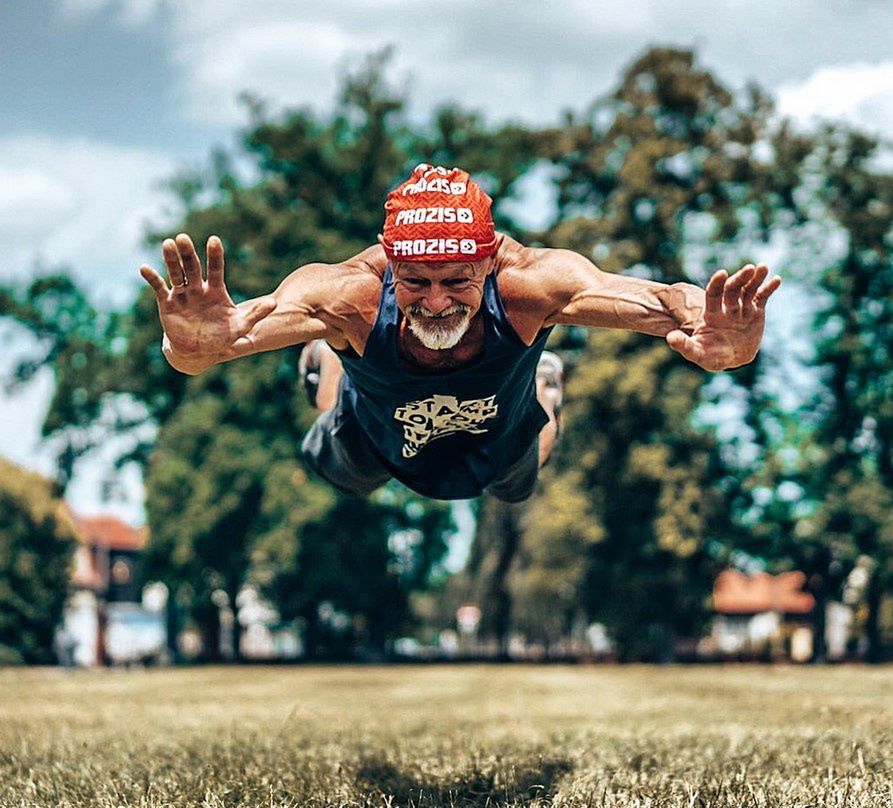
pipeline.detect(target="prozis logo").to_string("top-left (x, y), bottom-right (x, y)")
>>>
top-left (402, 165), bottom-right (467, 196)
top-left (391, 238), bottom-right (478, 257)
top-left (394, 207), bottom-right (474, 226)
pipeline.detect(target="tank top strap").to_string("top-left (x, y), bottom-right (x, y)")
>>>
top-left (361, 264), bottom-right (398, 359)
top-left (482, 269), bottom-right (527, 349)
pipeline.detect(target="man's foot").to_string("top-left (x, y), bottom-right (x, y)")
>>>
top-left (298, 340), bottom-right (324, 408)
top-left (536, 351), bottom-right (563, 427)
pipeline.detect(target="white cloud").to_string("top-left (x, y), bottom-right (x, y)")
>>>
top-left (182, 19), bottom-right (381, 125)
top-left (172, 1), bottom-right (893, 134)
top-left (55, 0), bottom-right (893, 135)
top-left (0, 135), bottom-right (177, 307)
top-left (777, 62), bottom-right (893, 135)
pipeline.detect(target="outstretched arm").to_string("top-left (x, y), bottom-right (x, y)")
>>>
top-left (139, 234), bottom-right (339, 375)
top-left (543, 250), bottom-right (781, 371)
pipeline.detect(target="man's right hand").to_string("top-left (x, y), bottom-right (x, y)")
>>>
top-left (139, 234), bottom-right (276, 375)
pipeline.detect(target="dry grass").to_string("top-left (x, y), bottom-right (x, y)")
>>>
top-left (0, 664), bottom-right (891, 806)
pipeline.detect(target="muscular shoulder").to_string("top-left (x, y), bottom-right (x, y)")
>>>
top-left (273, 245), bottom-right (385, 351)
top-left (494, 237), bottom-right (584, 342)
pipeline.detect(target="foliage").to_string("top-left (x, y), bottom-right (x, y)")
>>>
top-left (3, 46), bottom-right (893, 662)
top-left (0, 278), bottom-right (129, 486)
top-left (489, 48), bottom-right (781, 659)
top-left (0, 458), bottom-right (76, 664)
top-left (801, 127), bottom-right (893, 658)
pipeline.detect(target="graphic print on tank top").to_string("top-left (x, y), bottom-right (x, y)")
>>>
top-left (394, 393), bottom-right (499, 458)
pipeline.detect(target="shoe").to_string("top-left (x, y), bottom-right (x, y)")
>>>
top-left (298, 340), bottom-right (323, 408)
top-left (536, 351), bottom-right (563, 425)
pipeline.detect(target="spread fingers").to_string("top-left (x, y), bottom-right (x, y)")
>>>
top-left (162, 239), bottom-right (187, 290)
top-left (723, 265), bottom-right (755, 316)
top-left (175, 233), bottom-right (203, 287)
top-left (140, 264), bottom-right (169, 298)
top-left (754, 275), bottom-right (782, 308)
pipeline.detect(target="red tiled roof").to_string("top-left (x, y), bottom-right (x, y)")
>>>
top-left (68, 511), bottom-right (147, 551)
top-left (713, 569), bottom-right (815, 615)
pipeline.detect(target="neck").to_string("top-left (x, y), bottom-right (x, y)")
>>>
top-left (397, 311), bottom-right (485, 373)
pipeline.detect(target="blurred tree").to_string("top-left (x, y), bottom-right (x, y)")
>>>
top-left (798, 127), bottom-right (893, 661)
top-left (135, 52), bottom-right (459, 659)
top-left (1, 51), bottom-right (531, 659)
top-left (0, 279), bottom-right (127, 487)
top-left (0, 458), bottom-right (76, 664)
top-left (253, 487), bottom-right (450, 657)
top-left (509, 47), bottom-right (782, 659)
top-left (729, 125), bottom-right (893, 662)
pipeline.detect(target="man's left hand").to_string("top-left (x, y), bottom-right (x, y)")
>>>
top-left (665, 264), bottom-right (782, 372)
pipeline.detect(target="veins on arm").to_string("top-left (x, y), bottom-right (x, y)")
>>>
top-left (545, 250), bottom-right (705, 337)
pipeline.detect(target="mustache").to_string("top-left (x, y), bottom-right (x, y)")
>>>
top-left (407, 303), bottom-right (472, 319)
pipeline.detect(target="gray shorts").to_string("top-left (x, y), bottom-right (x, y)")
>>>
top-left (301, 387), bottom-right (540, 502)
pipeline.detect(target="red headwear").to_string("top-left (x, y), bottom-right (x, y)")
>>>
top-left (379, 164), bottom-right (498, 262)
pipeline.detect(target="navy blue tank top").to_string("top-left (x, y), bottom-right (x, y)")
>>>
top-left (335, 265), bottom-right (553, 499)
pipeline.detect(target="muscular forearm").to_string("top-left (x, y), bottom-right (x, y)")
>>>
top-left (549, 250), bottom-right (779, 371)
top-left (652, 282), bottom-right (705, 336)
top-left (557, 274), bottom-right (705, 337)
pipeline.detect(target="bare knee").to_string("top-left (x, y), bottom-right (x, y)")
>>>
top-left (536, 377), bottom-right (560, 467)
top-left (312, 341), bottom-right (344, 413)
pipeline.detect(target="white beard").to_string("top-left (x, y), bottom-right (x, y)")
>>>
top-left (406, 304), bottom-right (472, 350)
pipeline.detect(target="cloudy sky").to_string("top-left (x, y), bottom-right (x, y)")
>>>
top-left (2, 0), bottom-right (892, 521)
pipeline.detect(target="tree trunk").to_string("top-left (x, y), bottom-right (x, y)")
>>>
top-left (196, 602), bottom-right (222, 662)
top-left (228, 585), bottom-right (243, 662)
top-left (303, 609), bottom-right (321, 660)
top-left (808, 567), bottom-right (830, 664)
top-left (865, 572), bottom-right (883, 664)
top-left (165, 595), bottom-right (180, 661)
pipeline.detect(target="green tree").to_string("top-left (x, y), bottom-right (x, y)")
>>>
top-left (0, 458), bottom-right (77, 664)
top-left (3, 52), bottom-right (521, 659)
top-left (0, 279), bottom-right (127, 487)
top-left (799, 127), bottom-right (893, 661)
top-left (512, 47), bottom-right (781, 659)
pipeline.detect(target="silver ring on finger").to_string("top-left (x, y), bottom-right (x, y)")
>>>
top-left (172, 274), bottom-right (188, 289)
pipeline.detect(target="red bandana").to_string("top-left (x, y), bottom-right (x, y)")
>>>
top-left (379, 164), bottom-right (497, 262)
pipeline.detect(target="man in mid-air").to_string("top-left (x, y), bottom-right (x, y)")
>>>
top-left (140, 164), bottom-right (780, 501)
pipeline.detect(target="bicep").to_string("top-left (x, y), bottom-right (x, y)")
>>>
top-left (228, 263), bottom-right (344, 358)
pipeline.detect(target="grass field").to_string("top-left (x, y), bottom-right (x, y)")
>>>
top-left (1, 665), bottom-right (892, 807)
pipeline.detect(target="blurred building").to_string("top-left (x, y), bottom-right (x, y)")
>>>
top-left (57, 510), bottom-right (166, 666)
top-left (706, 569), bottom-right (820, 661)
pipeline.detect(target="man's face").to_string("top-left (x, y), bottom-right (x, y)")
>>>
top-left (392, 259), bottom-right (492, 350)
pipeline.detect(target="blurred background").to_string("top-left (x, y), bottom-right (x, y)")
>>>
top-left (1, 0), bottom-right (891, 667)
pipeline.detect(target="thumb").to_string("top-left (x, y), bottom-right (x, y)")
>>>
top-left (666, 329), bottom-right (690, 353)
top-left (666, 329), bottom-right (702, 363)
